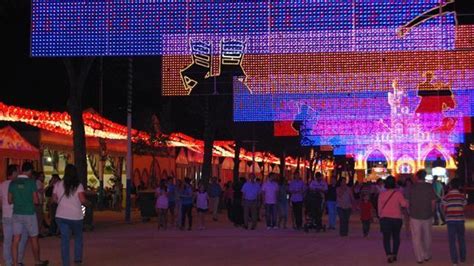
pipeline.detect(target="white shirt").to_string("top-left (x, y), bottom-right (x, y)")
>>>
top-left (155, 188), bottom-right (168, 209)
top-left (0, 180), bottom-right (13, 218)
top-left (309, 179), bottom-right (328, 192)
top-left (53, 181), bottom-right (84, 220)
top-left (196, 192), bottom-right (208, 209)
top-left (262, 181), bottom-right (279, 204)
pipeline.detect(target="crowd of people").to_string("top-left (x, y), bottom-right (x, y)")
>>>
top-left (151, 169), bottom-right (467, 265)
top-left (1, 162), bottom-right (468, 266)
top-left (1, 162), bottom-right (88, 266)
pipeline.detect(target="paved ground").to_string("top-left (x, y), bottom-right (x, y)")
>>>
top-left (8, 208), bottom-right (474, 266)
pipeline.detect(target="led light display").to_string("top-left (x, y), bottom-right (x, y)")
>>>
top-left (31, 1), bottom-right (473, 172)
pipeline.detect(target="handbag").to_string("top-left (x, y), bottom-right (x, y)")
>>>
top-left (380, 190), bottom-right (396, 213)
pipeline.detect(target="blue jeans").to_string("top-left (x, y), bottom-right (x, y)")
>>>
top-left (265, 204), bottom-right (277, 227)
top-left (2, 217), bottom-right (28, 266)
top-left (56, 218), bottom-right (84, 266)
top-left (447, 221), bottom-right (466, 264)
top-left (433, 199), bottom-right (445, 224)
top-left (326, 201), bottom-right (337, 228)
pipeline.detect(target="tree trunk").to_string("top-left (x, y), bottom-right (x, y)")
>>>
top-left (64, 58), bottom-right (95, 187)
top-left (280, 149), bottom-right (286, 179)
top-left (201, 96), bottom-right (214, 186)
top-left (233, 140), bottom-right (241, 184)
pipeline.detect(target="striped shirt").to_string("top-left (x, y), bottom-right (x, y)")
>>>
top-left (442, 190), bottom-right (467, 222)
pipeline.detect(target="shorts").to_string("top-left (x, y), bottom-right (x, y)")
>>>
top-left (13, 214), bottom-right (39, 237)
top-left (197, 208), bottom-right (208, 213)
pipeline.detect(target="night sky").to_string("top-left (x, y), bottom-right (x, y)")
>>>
top-left (2, 1), bottom-right (471, 158)
top-left (1, 1), bottom-right (293, 155)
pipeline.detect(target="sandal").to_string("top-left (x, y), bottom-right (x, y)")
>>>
top-left (35, 259), bottom-right (49, 266)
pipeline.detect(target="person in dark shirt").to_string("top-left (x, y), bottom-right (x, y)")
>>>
top-left (326, 177), bottom-right (337, 230)
top-left (407, 170), bottom-right (437, 264)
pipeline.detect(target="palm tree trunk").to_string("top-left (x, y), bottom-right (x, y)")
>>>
top-left (233, 140), bottom-right (241, 184)
top-left (201, 96), bottom-right (214, 186)
top-left (64, 57), bottom-right (95, 187)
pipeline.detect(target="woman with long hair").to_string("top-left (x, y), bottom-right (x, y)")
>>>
top-left (53, 164), bottom-right (89, 266)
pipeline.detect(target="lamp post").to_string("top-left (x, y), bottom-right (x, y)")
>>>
top-left (125, 57), bottom-right (133, 223)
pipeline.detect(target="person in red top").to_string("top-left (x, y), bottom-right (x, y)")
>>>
top-left (360, 193), bottom-right (373, 238)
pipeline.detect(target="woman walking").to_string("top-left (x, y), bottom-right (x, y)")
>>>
top-left (378, 176), bottom-right (408, 263)
top-left (336, 178), bottom-right (355, 237)
top-left (196, 184), bottom-right (209, 230)
top-left (155, 181), bottom-right (169, 230)
top-left (223, 182), bottom-right (234, 223)
top-left (53, 164), bottom-right (89, 266)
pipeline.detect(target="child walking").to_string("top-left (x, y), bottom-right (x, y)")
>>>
top-left (155, 182), bottom-right (169, 230)
top-left (196, 184), bottom-right (209, 230)
top-left (360, 193), bottom-right (373, 237)
top-left (442, 178), bottom-right (467, 266)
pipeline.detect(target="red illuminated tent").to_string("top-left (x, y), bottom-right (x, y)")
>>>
top-left (0, 126), bottom-right (40, 181)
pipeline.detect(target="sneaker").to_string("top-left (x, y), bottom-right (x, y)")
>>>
top-left (266, 227), bottom-right (272, 230)
top-left (273, 226), bottom-right (278, 230)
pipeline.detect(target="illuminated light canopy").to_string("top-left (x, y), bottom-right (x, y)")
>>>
top-left (0, 102), bottom-right (304, 168)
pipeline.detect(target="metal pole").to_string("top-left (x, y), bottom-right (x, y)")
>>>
top-left (125, 57), bottom-right (133, 223)
top-left (252, 141), bottom-right (255, 175)
top-left (252, 124), bottom-right (255, 175)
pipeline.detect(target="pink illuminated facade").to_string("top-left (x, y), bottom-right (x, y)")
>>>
top-left (351, 77), bottom-right (458, 179)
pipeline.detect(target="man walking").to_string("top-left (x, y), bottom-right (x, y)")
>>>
top-left (309, 172), bottom-right (328, 229)
top-left (262, 173), bottom-right (279, 229)
top-left (289, 172), bottom-right (305, 230)
top-left (241, 174), bottom-right (260, 230)
top-left (408, 169), bottom-right (436, 264)
top-left (208, 177), bottom-right (222, 221)
top-left (0, 164), bottom-right (28, 266)
top-left (326, 177), bottom-right (337, 230)
top-left (8, 162), bottom-right (48, 266)
top-left (442, 178), bottom-right (467, 265)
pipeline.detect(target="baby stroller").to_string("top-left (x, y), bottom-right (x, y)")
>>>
top-left (303, 190), bottom-right (326, 233)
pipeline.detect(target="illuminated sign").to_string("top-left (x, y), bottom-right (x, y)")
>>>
top-left (31, 1), bottom-right (473, 153)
